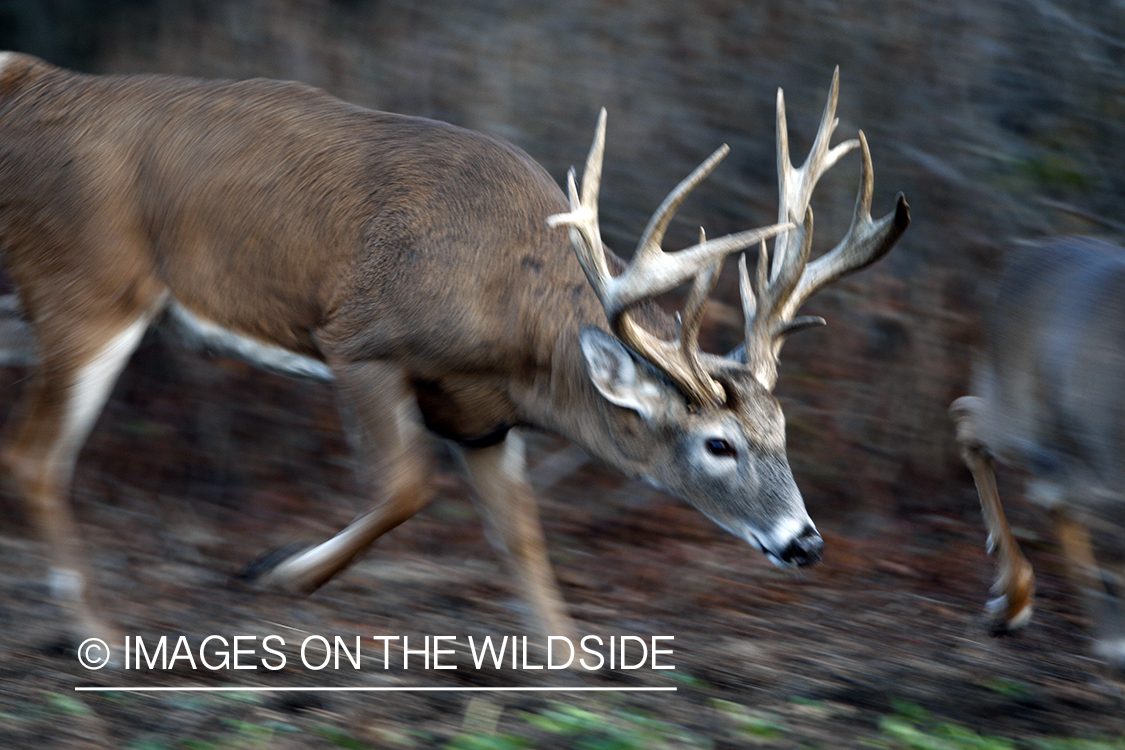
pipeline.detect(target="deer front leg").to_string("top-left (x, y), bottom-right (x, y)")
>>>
top-left (457, 432), bottom-right (577, 642)
top-left (258, 360), bottom-right (433, 592)
top-left (950, 396), bottom-right (1036, 633)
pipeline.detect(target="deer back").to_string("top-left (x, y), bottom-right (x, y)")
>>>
top-left (0, 54), bottom-right (598, 425)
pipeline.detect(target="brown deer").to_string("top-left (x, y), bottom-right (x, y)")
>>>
top-left (0, 52), bottom-right (908, 648)
top-left (952, 237), bottom-right (1125, 674)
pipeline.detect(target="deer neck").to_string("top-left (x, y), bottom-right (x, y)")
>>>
top-left (512, 293), bottom-right (678, 478)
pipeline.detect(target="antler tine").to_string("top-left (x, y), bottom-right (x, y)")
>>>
top-left (549, 109), bottom-right (792, 406)
top-left (774, 68), bottom-right (859, 283)
top-left (579, 108), bottom-right (607, 213)
top-left (742, 69), bottom-right (910, 390)
top-left (780, 131), bottom-right (910, 322)
top-left (737, 244), bottom-right (763, 323)
top-left (740, 208), bottom-right (822, 387)
top-left (635, 145), bottom-right (730, 267)
top-left (679, 228), bottom-right (722, 369)
top-left (612, 144), bottom-right (790, 314)
top-left (549, 109), bottom-right (612, 304)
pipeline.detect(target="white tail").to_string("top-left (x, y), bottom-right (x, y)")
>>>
top-left (0, 53), bottom-right (907, 646)
top-left (952, 237), bottom-right (1125, 675)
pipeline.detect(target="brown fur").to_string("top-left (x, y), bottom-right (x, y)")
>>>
top-left (1, 54), bottom-right (884, 644)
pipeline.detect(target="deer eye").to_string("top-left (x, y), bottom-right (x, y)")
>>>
top-left (705, 438), bottom-right (737, 458)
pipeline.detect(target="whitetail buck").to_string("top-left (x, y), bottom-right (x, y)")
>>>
top-left (0, 52), bottom-right (908, 648)
top-left (952, 238), bottom-right (1125, 674)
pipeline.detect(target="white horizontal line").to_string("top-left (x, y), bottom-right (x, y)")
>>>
top-left (75, 686), bottom-right (677, 693)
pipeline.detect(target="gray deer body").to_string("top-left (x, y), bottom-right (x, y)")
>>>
top-left (0, 52), bottom-right (907, 647)
top-left (953, 237), bottom-right (1125, 674)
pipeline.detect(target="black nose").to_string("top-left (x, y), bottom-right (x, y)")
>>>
top-left (779, 526), bottom-right (823, 567)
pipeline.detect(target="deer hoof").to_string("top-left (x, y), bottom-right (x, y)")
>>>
top-left (985, 593), bottom-right (1033, 635)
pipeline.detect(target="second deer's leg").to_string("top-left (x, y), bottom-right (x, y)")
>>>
top-left (1097, 557), bottom-right (1125, 674)
top-left (457, 432), bottom-right (577, 641)
top-left (950, 396), bottom-right (1036, 632)
top-left (258, 360), bottom-right (433, 592)
top-left (1, 314), bottom-right (152, 645)
top-left (1051, 510), bottom-right (1125, 673)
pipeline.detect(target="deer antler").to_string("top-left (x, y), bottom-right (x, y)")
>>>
top-left (548, 109), bottom-right (792, 406)
top-left (740, 68), bottom-right (911, 389)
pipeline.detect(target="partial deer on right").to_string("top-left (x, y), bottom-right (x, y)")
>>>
top-left (952, 237), bottom-right (1125, 675)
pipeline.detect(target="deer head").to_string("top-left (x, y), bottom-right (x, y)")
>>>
top-left (549, 69), bottom-right (910, 566)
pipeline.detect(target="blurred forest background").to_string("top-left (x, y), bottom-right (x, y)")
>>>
top-left (3, 0), bottom-right (1125, 564)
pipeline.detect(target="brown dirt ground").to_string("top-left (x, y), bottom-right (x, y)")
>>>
top-left (1, 343), bottom-right (1123, 749)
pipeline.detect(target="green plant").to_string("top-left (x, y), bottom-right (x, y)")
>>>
top-left (519, 701), bottom-right (711, 750)
top-left (875, 701), bottom-right (1125, 750)
top-left (709, 698), bottom-right (786, 740)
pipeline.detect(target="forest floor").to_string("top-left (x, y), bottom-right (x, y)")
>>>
top-left (0, 347), bottom-right (1122, 749)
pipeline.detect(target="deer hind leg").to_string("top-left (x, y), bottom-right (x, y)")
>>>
top-left (1, 313), bottom-right (152, 644)
top-left (457, 432), bottom-right (577, 641)
top-left (1098, 557), bottom-right (1125, 674)
top-left (257, 360), bottom-right (434, 592)
top-left (1050, 511), bottom-right (1125, 674)
top-left (950, 396), bottom-right (1036, 632)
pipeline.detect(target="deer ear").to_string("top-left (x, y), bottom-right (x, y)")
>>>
top-left (579, 327), bottom-right (665, 420)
